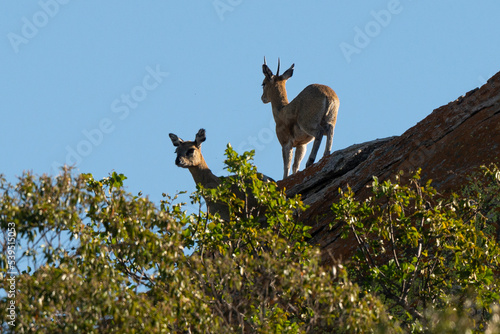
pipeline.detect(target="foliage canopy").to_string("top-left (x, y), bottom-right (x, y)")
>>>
top-left (331, 165), bottom-right (500, 332)
top-left (0, 147), bottom-right (499, 333)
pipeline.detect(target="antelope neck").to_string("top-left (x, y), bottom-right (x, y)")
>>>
top-left (188, 160), bottom-right (219, 188)
top-left (270, 84), bottom-right (290, 118)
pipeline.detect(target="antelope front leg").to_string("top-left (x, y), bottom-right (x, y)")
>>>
top-left (293, 144), bottom-right (307, 174)
top-left (282, 144), bottom-right (293, 179)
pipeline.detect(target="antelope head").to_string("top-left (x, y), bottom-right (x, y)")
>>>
top-left (169, 129), bottom-right (207, 168)
top-left (261, 57), bottom-right (295, 104)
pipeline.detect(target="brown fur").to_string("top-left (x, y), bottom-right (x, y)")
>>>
top-left (169, 129), bottom-right (271, 221)
top-left (262, 58), bottom-right (340, 179)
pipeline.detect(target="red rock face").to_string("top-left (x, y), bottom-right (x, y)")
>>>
top-left (278, 71), bottom-right (500, 265)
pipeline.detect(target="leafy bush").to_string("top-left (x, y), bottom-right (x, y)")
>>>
top-left (2, 149), bottom-right (498, 333)
top-left (0, 148), bottom-right (394, 333)
top-left (331, 166), bottom-right (500, 332)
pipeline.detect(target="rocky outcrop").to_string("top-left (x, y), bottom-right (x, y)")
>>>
top-left (278, 70), bottom-right (500, 265)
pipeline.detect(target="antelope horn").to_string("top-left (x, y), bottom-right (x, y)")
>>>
top-left (276, 58), bottom-right (281, 76)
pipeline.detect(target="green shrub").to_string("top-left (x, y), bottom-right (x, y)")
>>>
top-left (0, 149), bottom-right (394, 333)
top-left (331, 166), bottom-right (500, 332)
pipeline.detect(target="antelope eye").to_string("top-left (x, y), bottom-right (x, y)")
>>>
top-left (187, 148), bottom-right (195, 155)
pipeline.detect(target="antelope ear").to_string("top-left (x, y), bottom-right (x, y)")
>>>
top-left (262, 64), bottom-right (274, 80)
top-left (195, 129), bottom-right (206, 147)
top-left (281, 63), bottom-right (294, 80)
top-left (169, 133), bottom-right (183, 147)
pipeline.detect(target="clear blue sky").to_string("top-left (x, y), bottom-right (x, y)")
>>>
top-left (1, 1), bottom-right (499, 210)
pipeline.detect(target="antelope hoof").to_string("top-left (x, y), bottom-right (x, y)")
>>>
top-left (306, 159), bottom-right (315, 168)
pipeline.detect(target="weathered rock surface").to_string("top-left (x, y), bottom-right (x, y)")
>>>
top-left (278, 70), bottom-right (500, 265)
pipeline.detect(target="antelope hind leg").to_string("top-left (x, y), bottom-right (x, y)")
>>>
top-left (292, 144), bottom-right (307, 174)
top-left (323, 123), bottom-right (335, 157)
top-left (306, 130), bottom-right (323, 168)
